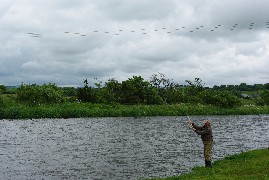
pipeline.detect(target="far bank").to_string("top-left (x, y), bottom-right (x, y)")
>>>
top-left (1, 103), bottom-right (269, 119)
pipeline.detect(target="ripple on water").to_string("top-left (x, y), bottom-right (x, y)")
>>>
top-left (0, 115), bottom-right (268, 179)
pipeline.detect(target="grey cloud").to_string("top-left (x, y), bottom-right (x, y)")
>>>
top-left (208, 0), bottom-right (269, 25)
top-left (0, 0), bottom-right (13, 18)
top-left (1, 0), bottom-right (269, 87)
top-left (96, 0), bottom-right (176, 21)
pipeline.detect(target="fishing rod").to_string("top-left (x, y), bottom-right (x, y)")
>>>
top-left (187, 115), bottom-right (196, 132)
top-left (182, 83), bottom-right (194, 130)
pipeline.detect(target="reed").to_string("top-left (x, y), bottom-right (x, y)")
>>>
top-left (1, 103), bottom-right (269, 119)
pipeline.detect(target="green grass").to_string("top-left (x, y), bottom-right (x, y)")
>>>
top-left (1, 94), bottom-right (269, 119)
top-left (1, 102), bottom-right (269, 119)
top-left (152, 148), bottom-right (269, 180)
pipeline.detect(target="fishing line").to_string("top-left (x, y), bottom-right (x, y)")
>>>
top-left (183, 62), bottom-right (205, 129)
top-left (182, 80), bottom-right (191, 128)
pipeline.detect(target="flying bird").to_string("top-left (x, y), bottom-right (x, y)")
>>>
top-left (26, 32), bottom-right (42, 37)
top-left (27, 32), bottom-right (41, 35)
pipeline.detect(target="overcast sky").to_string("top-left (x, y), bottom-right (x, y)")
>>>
top-left (1, 0), bottom-right (269, 87)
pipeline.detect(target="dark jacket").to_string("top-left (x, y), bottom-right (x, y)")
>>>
top-left (192, 123), bottom-right (213, 141)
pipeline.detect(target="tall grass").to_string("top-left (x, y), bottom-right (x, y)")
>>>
top-left (1, 102), bottom-right (269, 119)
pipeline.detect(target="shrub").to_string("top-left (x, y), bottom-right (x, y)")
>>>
top-left (0, 85), bottom-right (7, 94)
top-left (77, 87), bottom-right (107, 103)
top-left (121, 76), bottom-right (163, 104)
top-left (104, 79), bottom-right (122, 103)
top-left (17, 83), bottom-right (65, 105)
top-left (0, 96), bottom-right (3, 107)
top-left (256, 90), bottom-right (269, 105)
top-left (198, 90), bottom-right (242, 108)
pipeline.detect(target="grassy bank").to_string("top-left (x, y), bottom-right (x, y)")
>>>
top-left (152, 148), bottom-right (269, 180)
top-left (0, 102), bottom-right (269, 119)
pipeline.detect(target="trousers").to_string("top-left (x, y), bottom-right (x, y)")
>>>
top-left (203, 140), bottom-right (213, 161)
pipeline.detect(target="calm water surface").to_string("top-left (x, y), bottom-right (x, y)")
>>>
top-left (0, 115), bottom-right (268, 179)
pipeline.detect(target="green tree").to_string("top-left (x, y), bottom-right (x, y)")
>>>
top-left (256, 90), bottom-right (269, 105)
top-left (0, 85), bottom-right (7, 94)
top-left (253, 84), bottom-right (264, 91)
top-left (17, 83), bottom-right (65, 105)
top-left (185, 78), bottom-right (204, 95)
top-left (121, 76), bottom-right (162, 104)
top-left (62, 87), bottom-right (77, 97)
top-left (77, 78), bottom-right (98, 103)
top-left (0, 96), bottom-right (3, 107)
top-left (264, 83), bottom-right (269, 90)
top-left (104, 78), bottom-right (122, 103)
top-left (198, 90), bottom-right (242, 108)
top-left (239, 83), bottom-right (248, 91)
top-left (219, 85), bottom-right (227, 90)
top-left (261, 90), bottom-right (269, 105)
top-left (213, 85), bottom-right (220, 90)
top-left (227, 85), bottom-right (235, 91)
top-left (149, 73), bottom-right (179, 103)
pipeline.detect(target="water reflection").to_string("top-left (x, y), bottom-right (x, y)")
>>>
top-left (0, 115), bottom-right (268, 179)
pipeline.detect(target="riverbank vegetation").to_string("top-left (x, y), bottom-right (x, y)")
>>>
top-left (152, 148), bottom-right (269, 180)
top-left (1, 74), bottom-right (269, 119)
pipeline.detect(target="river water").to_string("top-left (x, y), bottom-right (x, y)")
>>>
top-left (0, 115), bottom-right (268, 180)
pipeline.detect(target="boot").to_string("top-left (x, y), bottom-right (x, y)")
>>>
top-left (205, 160), bottom-right (212, 168)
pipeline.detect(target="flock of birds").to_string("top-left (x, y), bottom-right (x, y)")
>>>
top-left (26, 21), bottom-right (269, 38)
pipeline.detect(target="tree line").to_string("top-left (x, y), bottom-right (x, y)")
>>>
top-left (213, 83), bottom-right (269, 91)
top-left (1, 73), bottom-right (269, 107)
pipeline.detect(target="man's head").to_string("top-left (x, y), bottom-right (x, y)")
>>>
top-left (203, 120), bottom-right (211, 127)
